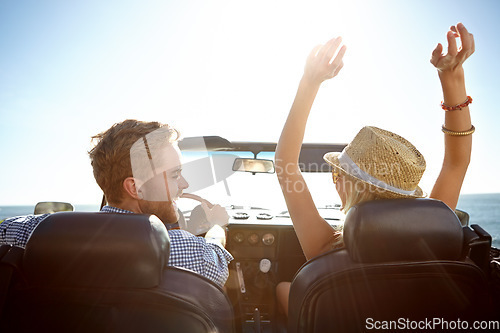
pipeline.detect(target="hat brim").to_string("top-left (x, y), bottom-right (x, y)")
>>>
top-left (323, 152), bottom-right (425, 199)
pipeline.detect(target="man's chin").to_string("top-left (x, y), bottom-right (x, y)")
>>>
top-left (159, 208), bottom-right (179, 225)
top-left (139, 200), bottom-right (178, 224)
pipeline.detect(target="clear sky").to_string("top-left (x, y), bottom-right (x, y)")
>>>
top-left (1, 0), bottom-right (499, 205)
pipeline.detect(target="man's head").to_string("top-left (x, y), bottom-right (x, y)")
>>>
top-left (89, 119), bottom-right (188, 223)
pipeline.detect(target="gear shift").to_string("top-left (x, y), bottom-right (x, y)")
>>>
top-left (259, 258), bottom-right (271, 273)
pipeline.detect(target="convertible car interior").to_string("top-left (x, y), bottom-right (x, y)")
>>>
top-left (287, 198), bottom-right (492, 332)
top-left (0, 212), bottom-right (234, 333)
top-left (0, 137), bottom-right (498, 332)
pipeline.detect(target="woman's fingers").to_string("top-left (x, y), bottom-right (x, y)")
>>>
top-left (446, 30), bottom-right (458, 56)
top-left (330, 45), bottom-right (347, 70)
top-left (457, 23), bottom-right (474, 53)
top-left (332, 60), bottom-right (344, 77)
top-left (308, 37), bottom-right (340, 66)
top-left (430, 43), bottom-right (443, 67)
top-left (320, 38), bottom-right (345, 79)
top-left (455, 23), bottom-right (474, 63)
top-left (457, 23), bottom-right (469, 45)
top-left (304, 36), bottom-right (346, 82)
top-left (322, 37), bottom-right (342, 64)
top-left (307, 44), bottom-right (323, 62)
top-left (470, 33), bottom-right (475, 54)
top-left (431, 23), bottom-right (474, 71)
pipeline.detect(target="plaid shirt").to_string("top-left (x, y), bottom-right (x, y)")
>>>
top-left (0, 206), bottom-right (233, 287)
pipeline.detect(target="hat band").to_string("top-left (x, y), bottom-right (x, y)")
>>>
top-left (338, 151), bottom-right (417, 196)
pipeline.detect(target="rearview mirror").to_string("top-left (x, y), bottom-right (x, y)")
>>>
top-left (232, 158), bottom-right (275, 174)
top-left (34, 202), bottom-right (74, 214)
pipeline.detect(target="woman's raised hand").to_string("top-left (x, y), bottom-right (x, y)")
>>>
top-left (430, 23), bottom-right (475, 73)
top-left (304, 36), bottom-right (347, 84)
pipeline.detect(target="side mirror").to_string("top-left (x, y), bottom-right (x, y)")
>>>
top-left (34, 202), bottom-right (74, 215)
top-left (232, 158), bottom-right (275, 174)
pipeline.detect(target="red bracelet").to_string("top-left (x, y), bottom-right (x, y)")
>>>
top-left (441, 96), bottom-right (472, 111)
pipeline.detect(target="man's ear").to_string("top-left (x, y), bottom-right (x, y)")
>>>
top-left (123, 177), bottom-right (143, 200)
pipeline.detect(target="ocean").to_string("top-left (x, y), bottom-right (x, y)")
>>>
top-left (1, 193), bottom-right (499, 247)
top-left (456, 193), bottom-right (500, 248)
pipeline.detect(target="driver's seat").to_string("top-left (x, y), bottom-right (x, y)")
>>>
top-left (0, 212), bottom-right (234, 333)
top-left (288, 198), bottom-right (492, 333)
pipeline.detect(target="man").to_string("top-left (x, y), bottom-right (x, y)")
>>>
top-left (0, 119), bottom-right (233, 287)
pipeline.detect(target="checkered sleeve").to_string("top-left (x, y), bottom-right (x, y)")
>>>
top-left (167, 229), bottom-right (234, 287)
top-left (0, 214), bottom-right (50, 248)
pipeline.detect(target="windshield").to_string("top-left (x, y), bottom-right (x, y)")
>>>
top-left (177, 150), bottom-right (343, 218)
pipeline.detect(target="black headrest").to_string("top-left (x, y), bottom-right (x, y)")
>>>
top-left (344, 198), bottom-right (463, 263)
top-left (23, 212), bottom-right (170, 288)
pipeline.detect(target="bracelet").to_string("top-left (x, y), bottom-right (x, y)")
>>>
top-left (441, 125), bottom-right (475, 136)
top-left (441, 96), bottom-right (472, 111)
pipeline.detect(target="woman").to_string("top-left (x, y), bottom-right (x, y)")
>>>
top-left (275, 23), bottom-right (475, 315)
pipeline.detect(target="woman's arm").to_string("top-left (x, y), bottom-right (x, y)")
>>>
top-left (275, 37), bottom-right (346, 260)
top-left (429, 23), bottom-right (475, 210)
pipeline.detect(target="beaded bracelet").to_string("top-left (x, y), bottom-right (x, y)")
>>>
top-left (441, 96), bottom-right (472, 111)
top-left (441, 125), bottom-right (475, 136)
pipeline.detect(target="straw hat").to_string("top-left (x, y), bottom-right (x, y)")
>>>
top-left (323, 126), bottom-right (426, 198)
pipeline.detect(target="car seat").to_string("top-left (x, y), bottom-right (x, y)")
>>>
top-left (288, 198), bottom-right (492, 333)
top-left (0, 211), bottom-right (234, 333)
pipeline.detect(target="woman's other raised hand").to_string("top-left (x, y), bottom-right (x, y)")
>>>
top-left (430, 23), bottom-right (475, 73)
top-left (304, 36), bottom-right (347, 84)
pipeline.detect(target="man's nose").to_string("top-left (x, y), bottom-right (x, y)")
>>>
top-left (180, 175), bottom-right (189, 190)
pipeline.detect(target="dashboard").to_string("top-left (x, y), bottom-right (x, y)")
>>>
top-left (223, 207), bottom-right (342, 332)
